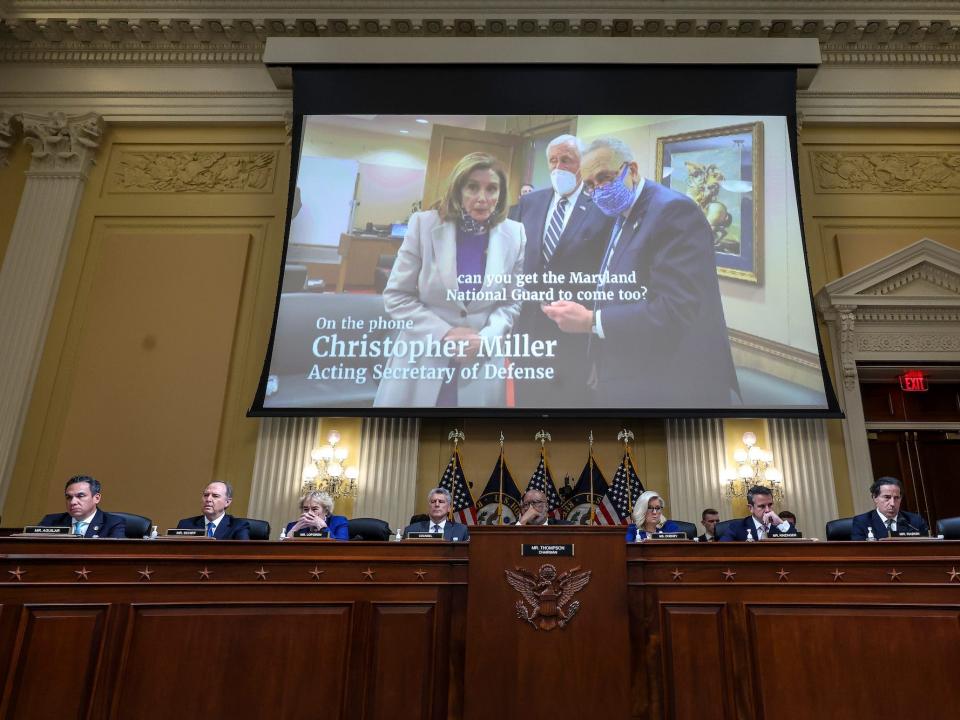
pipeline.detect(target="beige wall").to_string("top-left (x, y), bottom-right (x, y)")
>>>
top-left (0, 140), bottom-right (30, 271)
top-left (2, 124), bottom-right (290, 530)
top-left (798, 123), bottom-right (960, 516)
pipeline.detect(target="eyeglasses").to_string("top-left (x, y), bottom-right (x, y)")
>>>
top-left (647, 506), bottom-right (663, 513)
top-left (582, 162), bottom-right (628, 197)
top-left (521, 500), bottom-right (547, 508)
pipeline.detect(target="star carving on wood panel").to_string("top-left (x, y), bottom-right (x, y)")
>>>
top-left (198, 567), bottom-right (212, 580)
top-left (948, 567), bottom-right (960, 583)
top-left (362, 567), bottom-right (376, 581)
top-left (74, 567), bottom-right (91, 581)
top-left (309, 566), bottom-right (325, 580)
top-left (721, 568), bottom-right (736, 581)
top-left (776, 568), bottom-right (790, 582)
top-left (137, 566), bottom-right (154, 581)
top-left (670, 568), bottom-right (684, 582)
top-left (7, 567), bottom-right (25, 581)
top-left (414, 569), bottom-right (427, 581)
top-left (831, 568), bottom-right (846, 582)
top-left (255, 566), bottom-right (270, 581)
top-left (888, 568), bottom-right (903, 582)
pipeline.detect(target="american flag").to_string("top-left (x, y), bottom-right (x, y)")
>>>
top-left (560, 450), bottom-right (609, 524)
top-left (596, 452), bottom-right (645, 525)
top-left (438, 449), bottom-right (478, 525)
top-left (526, 448), bottom-right (563, 520)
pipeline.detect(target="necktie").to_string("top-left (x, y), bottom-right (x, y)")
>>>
top-left (757, 524), bottom-right (766, 540)
top-left (74, 520), bottom-right (84, 536)
top-left (542, 196), bottom-right (568, 266)
top-left (206, 521), bottom-right (215, 538)
top-left (885, 518), bottom-right (894, 536)
top-left (597, 216), bottom-right (626, 287)
top-left (432, 524), bottom-right (441, 533)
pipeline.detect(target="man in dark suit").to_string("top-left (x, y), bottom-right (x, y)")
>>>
top-left (516, 489), bottom-right (573, 526)
top-left (720, 486), bottom-right (797, 541)
top-left (403, 487), bottom-right (469, 541)
top-left (851, 476), bottom-right (929, 540)
top-left (177, 481), bottom-right (250, 540)
top-left (697, 507), bottom-right (720, 542)
top-left (511, 135), bottom-right (612, 408)
top-left (38, 475), bottom-right (126, 538)
top-left (541, 136), bottom-right (740, 408)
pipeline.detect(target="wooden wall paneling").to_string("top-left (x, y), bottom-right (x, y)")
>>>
top-left (746, 604), bottom-right (960, 718)
top-left (111, 603), bottom-right (354, 720)
top-left (0, 604), bottom-right (108, 720)
top-left (660, 604), bottom-right (733, 720)
top-left (364, 602), bottom-right (437, 720)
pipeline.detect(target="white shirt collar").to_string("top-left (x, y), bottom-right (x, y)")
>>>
top-left (205, 511), bottom-right (226, 529)
top-left (75, 510), bottom-right (97, 526)
top-left (429, 518), bottom-right (447, 531)
top-left (876, 509), bottom-right (896, 528)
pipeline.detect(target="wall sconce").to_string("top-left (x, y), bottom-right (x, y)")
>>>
top-left (720, 431), bottom-right (783, 502)
top-left (303, 430), bottom-right (359, 498)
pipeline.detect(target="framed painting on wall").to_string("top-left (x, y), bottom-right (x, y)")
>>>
top-left (656, 121), bottom-right (764, 284)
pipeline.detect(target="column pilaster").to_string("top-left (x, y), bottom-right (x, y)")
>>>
top-left (0, 111), bottom-right (104, 503)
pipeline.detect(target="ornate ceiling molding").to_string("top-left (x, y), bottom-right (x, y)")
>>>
top-left (1, 11), bottom-right (959, 66)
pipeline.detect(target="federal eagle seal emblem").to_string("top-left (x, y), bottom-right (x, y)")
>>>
top-left (504, 563), bottom-right (591, 631)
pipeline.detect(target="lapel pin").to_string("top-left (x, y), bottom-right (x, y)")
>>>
top-left (632, 221), bottom-right (639, 231)
top-left (93, 526), bottom-right (99, 531)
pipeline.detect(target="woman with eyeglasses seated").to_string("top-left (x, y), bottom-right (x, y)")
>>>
top-left (626, 490), bottom-right (680, 542)
top-left (283, 490), bottom-right (349, 539)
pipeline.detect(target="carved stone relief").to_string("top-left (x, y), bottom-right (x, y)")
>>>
top-left (811, 151), bottom-right (960, 193)
top-left (109, 150), bottom-right (277, 193)
top-left (0, 112), bottom-right (22, 167)
top-left (856, 333), bottom-right (960, 353)
top-left (21, 112), bottom-right (103, 176)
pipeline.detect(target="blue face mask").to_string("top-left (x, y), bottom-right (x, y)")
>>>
top-left (591, 164), bottom-right (634, 217)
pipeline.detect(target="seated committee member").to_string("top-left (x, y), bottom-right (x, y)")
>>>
top-left (851, 476), bottom-right (929, 540)
top-left (177, 481), bottom-right (250, 540)
top-left (284, 490), bottom-right (349, 539)
top-left (38, 475), bottom-right (126, 538)
top-left (697, 508), bottom-right (720, 542)
top-left (516, 489), bottom-right (572, 526)
top-left (719, 485), bottom-right (796, 541)
top-left (403, 487), bottom-right (469, 541)
top-left (374, 152), bottom-right (526, 408)
top-left (626, 490), bottom-right (681, 542)
top-left (778, 510), bottom-right (798, 531)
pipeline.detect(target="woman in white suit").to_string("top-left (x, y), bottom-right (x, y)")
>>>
top-left (374, 152), bottom-right (526, 407)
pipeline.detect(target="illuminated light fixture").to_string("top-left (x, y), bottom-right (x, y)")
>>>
top-left (398, 129), bottom-right (409, 134)
top-left (303, 430), bottom-right (359, 498)
top-left (415, 118), bottom-right (429, 124)
top-left (720, 431), bottom-right (783, 502)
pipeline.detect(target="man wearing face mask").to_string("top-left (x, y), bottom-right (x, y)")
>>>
top-left (542, 136), bottom-right (739, 407)
top-left (511, 134), bottom-right (612, 407)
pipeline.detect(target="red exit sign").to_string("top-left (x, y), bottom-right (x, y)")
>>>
top-left (899, 371), bottom-right (928, 392)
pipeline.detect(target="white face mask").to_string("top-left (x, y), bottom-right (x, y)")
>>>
top-left (550, 168), bottom-right (579, 197)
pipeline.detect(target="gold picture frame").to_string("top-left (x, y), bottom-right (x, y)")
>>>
top-left (656, 121), bottom-right (764, 284)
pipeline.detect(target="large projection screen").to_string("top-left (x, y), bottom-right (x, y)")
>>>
top-left (251, 63), bottom-right (840, 418)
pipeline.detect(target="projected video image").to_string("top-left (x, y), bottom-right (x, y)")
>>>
top-left (264, 114), bottom-right (829, 412)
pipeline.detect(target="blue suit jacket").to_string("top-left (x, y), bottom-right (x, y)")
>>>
top-left (851, 510), bottom-right (929, 540)
top-left (38, 508), bottom-right (126, 538)
top-left (177, 514), bottom-right (250, 540)
top-left (591, 180), bottom-right (739, 407)
top-left (511, 187), bottom-right (612, 408)
top-left (284, 514), bottom-right (349, 540)
top-left (403, 519), bottom-right (470, 541)
top-left (719, 516), bottom-right (797, 542)
top-left (626, 519), bottom-right (680, 542)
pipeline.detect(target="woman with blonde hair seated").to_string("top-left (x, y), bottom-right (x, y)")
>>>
top-left (626, 490), bottom-right (681, 542)
top-left (284, 490), bottom-right (349, 539)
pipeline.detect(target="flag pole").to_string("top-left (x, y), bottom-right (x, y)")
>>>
top-left (448, 429), bottom-right (465, 523)
top-left (496, 431), bottom-right (505, 525)
top-left (588, 431), bottom-right (596, 525)
top-left (618, 429), bottom-right (635, 521)
top-left (535, 429), bottom-right (552, 516)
